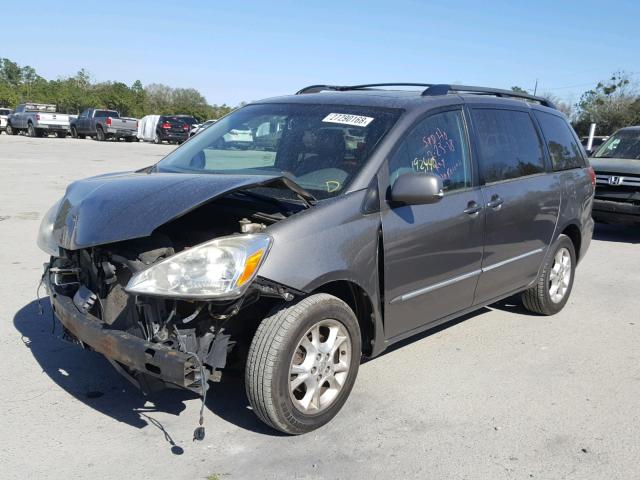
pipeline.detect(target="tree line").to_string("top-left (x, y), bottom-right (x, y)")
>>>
top-left (1, 57), bottom-right (638, 135)
top-left (512, 71), bottom-right (639, 136)
top-left (0, 57), bottom-right (236, 120)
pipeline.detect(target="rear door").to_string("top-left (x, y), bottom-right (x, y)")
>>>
top-left (468, 106), bottom-right (560, 304)
top-left (381, 107), bottom-right (485, 339)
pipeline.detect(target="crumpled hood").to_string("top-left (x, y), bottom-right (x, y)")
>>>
top-left (52, 171), bottom-right (284, 250)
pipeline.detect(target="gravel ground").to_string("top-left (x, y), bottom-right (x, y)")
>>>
top-left (1, 134), bottom-right (639, 480)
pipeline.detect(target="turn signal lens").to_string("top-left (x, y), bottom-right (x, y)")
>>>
top-left (237, 249), bottom-right (265, 287)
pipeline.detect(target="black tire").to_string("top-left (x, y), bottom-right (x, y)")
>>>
top-left (153, 132), bottom-right (161, 144)
top-left (27, 123), bottom-right (37, 137)
top-left (124, 136), bottom-right (134, 142)
top-left (522, 234), bottom-right (576, 315)
top-left (56, 131), bottom-right (66, 138)
top-left (71, 126), bottom-right (78, 138)
top-left (96, 126), bottom-right (105, 141)
top-left (6, 123), bottom-right (17, 135)
top-left (245, 293), bottom-right (361, 435)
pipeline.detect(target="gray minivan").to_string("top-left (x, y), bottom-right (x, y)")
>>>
top-left (39, 84), bottom-right (595, 435)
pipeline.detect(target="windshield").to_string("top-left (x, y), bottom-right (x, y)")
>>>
top-left (594, 130), bottom-right (640, 159)
top-left (157, 103), bottom-right (400, 198)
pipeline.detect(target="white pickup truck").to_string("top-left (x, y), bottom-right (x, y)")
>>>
top-left (6, 103), bottom-right (71, 138)
top-left (0, 108), bottom-right (12, 133)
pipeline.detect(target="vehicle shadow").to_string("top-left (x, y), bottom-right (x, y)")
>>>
top-left (364, 306), bottom-right (493, 362)
top-left (13, 299), bottom-right (279, 446)
top-left (592, 223), bottom-right (640, 244)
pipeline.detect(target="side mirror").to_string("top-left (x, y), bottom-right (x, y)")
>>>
top-left (390, 172), bottom-right (444, 205)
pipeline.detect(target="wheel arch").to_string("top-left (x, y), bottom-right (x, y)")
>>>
top-left (559, 222), bottom-right (581, 260)
top-left (310, 280), bottom-right (377, 357)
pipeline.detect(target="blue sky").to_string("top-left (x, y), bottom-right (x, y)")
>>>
top-left (3, 0), bottom-right (639, 106)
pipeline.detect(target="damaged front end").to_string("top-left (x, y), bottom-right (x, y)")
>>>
top-left (40, 174), bottom-right (306, 396)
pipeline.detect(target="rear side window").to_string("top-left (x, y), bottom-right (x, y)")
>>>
top-left (534, 111), bottom-right (585, 170)
top-left (472, 109), bottom-right (545, 183)
top-left (388, 109), bottom-right (471, 193)
top-left (95, 110), bottom-right (118, 118)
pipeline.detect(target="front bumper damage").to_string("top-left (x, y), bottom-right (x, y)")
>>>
top-left (50, 290), bottom-right (201, 390)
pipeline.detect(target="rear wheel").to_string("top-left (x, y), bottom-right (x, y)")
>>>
top-left (56, 131), bottom-right (66, 138)
top-left (522, 234), bottom-right (576, 315)
top-left (27, 123), bottom-right (37, 137)
top-left (245, 293), bottom-right (361, 435)
top-left (153, 132), bottom-right (161, 144)
top-left (96, 126), bottom-right (105, 141)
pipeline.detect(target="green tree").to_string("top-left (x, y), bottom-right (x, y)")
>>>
top-left (573, 72), bottom-right (640, 135)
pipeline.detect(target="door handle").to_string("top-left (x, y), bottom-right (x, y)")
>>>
top-left (463, 201), bottom-right (482, 215)
top-left (487, 195), bottom-right (504, 210)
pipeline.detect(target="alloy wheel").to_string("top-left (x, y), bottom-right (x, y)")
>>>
top-left (289, 319), bottom-right (352, 414)
top-left (549, 247), bottom-right (571, 303)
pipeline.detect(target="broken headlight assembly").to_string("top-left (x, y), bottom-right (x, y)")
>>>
top-left (37, 199), bottom-right (62, 257)
top-left (125, 233), bottom-right (272, 299)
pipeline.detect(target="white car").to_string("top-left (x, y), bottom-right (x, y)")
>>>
top-left (0, 108), bottom-right (12, 133)
top-left (189, 119), bottom-right (217, 137)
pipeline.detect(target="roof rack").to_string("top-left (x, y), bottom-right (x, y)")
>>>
top-left (295, 83), bottom-right (556, 109)
top-left (295, 83), bottom-right (435, 95)
top-left (421, 84), bottom-right (555, 108)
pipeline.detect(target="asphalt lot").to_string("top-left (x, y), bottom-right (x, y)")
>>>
top-left (1, 134), bottom-right (639, 480)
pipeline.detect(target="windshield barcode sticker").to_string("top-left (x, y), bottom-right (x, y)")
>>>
top-left (322, 113), bottom-right (374, 127)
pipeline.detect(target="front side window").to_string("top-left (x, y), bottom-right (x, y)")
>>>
top-left (157, 103), bottom-right (400, 199)
top-left (388, 109), bottom-right (471, 193)
top-left (473, 109), bottom-right (545, 183)
top-left (593, 130), bottom-right (640, 160)
top-left (534, 111), bottom-right (585, 170)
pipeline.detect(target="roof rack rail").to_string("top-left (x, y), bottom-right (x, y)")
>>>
top-left (295, 83), bottom-right (436, 95)
top-left (422, 84), bottom-right (556, 109)
top-left (295, 83), bottom-right (556, 109)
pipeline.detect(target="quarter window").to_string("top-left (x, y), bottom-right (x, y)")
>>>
top-left (534, 111), bottom-right (585, 170)
top-left (472, 109), bottom-right (545, 183)
top-left (388, 110), bottom-right (471, 193)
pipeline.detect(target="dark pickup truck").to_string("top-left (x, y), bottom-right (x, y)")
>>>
top-left (590, 126), bottom-right (640, 225)
top-left (70, 108), bottom-right (138, 141)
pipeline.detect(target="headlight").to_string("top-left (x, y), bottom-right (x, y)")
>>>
top-left (37, 199), bottom-right (62, 256)
top-left (125, 234), bottom-right (272, 299)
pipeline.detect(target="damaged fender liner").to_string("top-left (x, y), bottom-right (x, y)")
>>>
top-left (51, 292), bottom-right (198, 389)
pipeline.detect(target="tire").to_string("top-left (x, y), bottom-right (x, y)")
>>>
top-left (6, 124), bottom-right (17, 135)
top-left (124, 136), bottom-right (133, 142)
top-left (245, 293), bottom-right (361, 435)
top-left (27, 123), bottom-right (37, 137)
top-left (153, 132), bottom-right (161, 144)
top-left (71, 126), bottom-right (78, 138)
top-left (56, 132), bottom-right (66, 138)
top-left (96, 126), bottom-right (105, 141)
top-left (522, 234), bottom-right (576, 315)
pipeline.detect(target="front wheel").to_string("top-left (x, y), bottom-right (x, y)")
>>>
top-left (245, 293), bottom-right (361, 435)
top-left (6, 124), bottom-right (17, 135)
top-left (522, 234), bottom-right (576, 315)
top-left (27, 123), bottom-right (37, 137)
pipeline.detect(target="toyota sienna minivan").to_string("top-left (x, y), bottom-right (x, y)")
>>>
top-left (39, 83), bottom-right (595, 435)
